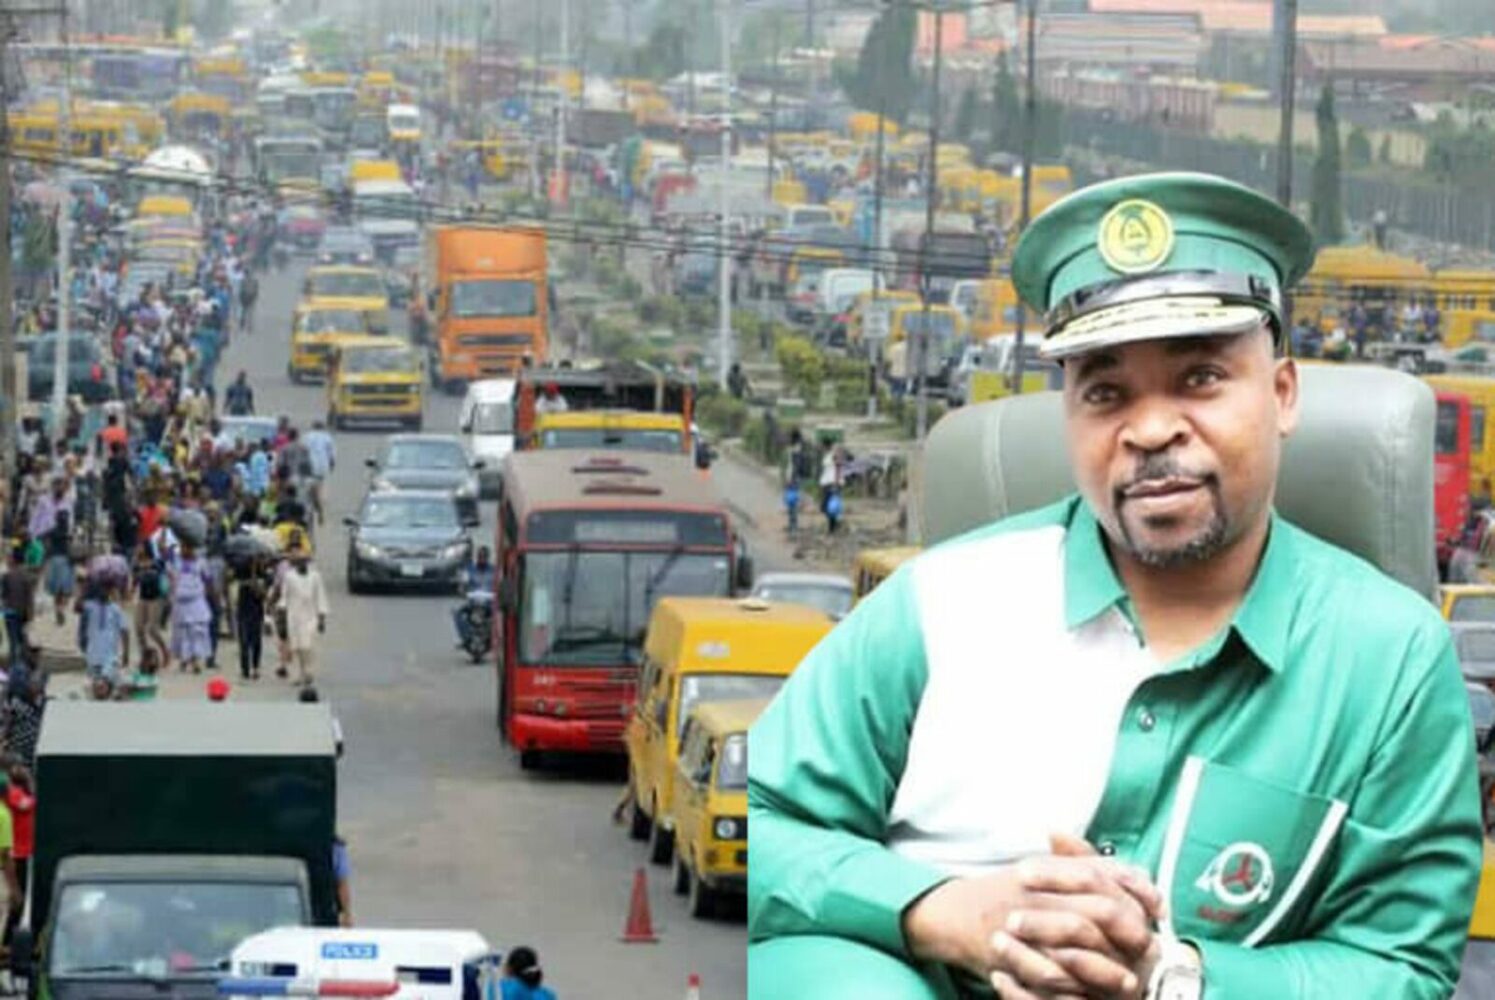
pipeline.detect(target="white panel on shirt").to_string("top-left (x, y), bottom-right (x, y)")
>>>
top-left (886, 525), bottom-right (1157, 877)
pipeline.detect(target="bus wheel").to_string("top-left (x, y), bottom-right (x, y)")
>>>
top-left (519, 748), bottom-right (541, 771)
top-left (648, 806), bottom-right (674, 866)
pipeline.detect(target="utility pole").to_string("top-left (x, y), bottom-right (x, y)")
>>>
top-left (914, 8), bottom-right (942, 441)
top-left (1273, 0), bottom-right (1298, 207)
top-left (551, 0), bottom-right (569, 209)
top-left (870, 89), bottom-right (886, 420)
top-left (0, 12), bottom-right (16, 479)
top-left (53, 0), bottom-right (71, 422)
top-left (530, 0), bottom-right (543, 201)
top-left (765, 14), bottom-right (780, 201)
top-left (1011, 0), bottom-right (1037, 394)
top-left (716, 0), bottom-right (732, 390)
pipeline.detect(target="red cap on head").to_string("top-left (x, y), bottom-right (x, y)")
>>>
top-left (206, 677), bottom-right (231, 702)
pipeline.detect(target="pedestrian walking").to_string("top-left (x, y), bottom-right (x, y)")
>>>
top-left (277, 548), bottom-right (328, 687)
top-left (2, 761), bottom-right (34, 950)
top-left (0, 772), bottom-right (20, 952)
top-left (80, 582), bottom-right (130, 699)
top-left (131, 543), bottom-right (169, 671)
top-left (224, 371), bottom-right (255, 416)
top-left (167, 541), bottom-right (214, 675)
top-left (818, 446), bottom-right (844, 535)
top-left (238, 269), bottom-right (259, 334)
top-left (33, 479), bottom-right (74, 627)
top-left (0, 550), bottom-right (32, 668)
top-left (2, 668), bottom-right (43, 769)
top-left (332, 834), bottom-right (353, 928)
top-left (236, 555), bottom-right (270, 681)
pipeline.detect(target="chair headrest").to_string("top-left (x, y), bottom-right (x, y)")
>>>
top-left (918, 364), bottom-right (1437, 598)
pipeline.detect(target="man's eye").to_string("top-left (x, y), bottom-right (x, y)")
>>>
top-left (1184, 367), bottom-right (1224, 389)
top-left (1082, 384), bottom-right (1120, 406)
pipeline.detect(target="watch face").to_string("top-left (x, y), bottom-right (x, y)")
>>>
top-left (1159, 970), bottom-right (1204, 1000)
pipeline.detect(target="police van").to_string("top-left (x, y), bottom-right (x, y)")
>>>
top-left (221, 927), bottom-right (499, 1000)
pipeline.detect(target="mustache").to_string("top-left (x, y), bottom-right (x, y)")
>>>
top-left (1114, 454), bottom-right (1216, 495)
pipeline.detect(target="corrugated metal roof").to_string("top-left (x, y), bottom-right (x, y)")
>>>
top-left (1087, 0), bottom-right (1384, 37)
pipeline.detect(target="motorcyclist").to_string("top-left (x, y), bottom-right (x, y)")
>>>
top-left (452, 547), bottom-right (497, 653)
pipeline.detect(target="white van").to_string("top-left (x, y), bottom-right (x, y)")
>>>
top-left (459, 378), bottom-right (516, 497)
top-left (225, 926), bottom-right (498, 1000)
top-left (816, 268), bottom-right (882, 320)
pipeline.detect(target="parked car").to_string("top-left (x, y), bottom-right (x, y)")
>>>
top-left (750, 571), bottom-right (855, 620)
top-left (22, 334), bottom-right (115, 403)
top-left (279, 204), bottom-right (328, 253)
top-left (317, 225), bottom-right (375, 266)
top-left (343, 490), bottom-right (473, 594)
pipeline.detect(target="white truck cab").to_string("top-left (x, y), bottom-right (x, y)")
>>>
top-left (459, 378), bottom-right (517, 497)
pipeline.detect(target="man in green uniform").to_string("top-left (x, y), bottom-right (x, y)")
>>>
top-left (747, 173), bottom-right (1483, 999)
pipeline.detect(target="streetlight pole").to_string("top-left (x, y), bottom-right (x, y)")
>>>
top-left (53, 0), bottom-right (72, 422)
top-left (552, 0), bottom-right (569, 209)
top-left (1012, 0), bottom-right (1037, 394)
top-left (915, 7), bottom-right (942, 441)
top-left (1274, 0), bottom-right (1298, 207)
top-left (716, 0), bottom-right (732, 390)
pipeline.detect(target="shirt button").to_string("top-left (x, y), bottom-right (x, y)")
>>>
top-left (1098, 840), bottom-right (1117, 856)
top-left (1138, 708), bottom-right (1157, 732)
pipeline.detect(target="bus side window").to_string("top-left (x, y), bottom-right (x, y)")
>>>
top-left (1474, 405), bottom-right (1487, 454)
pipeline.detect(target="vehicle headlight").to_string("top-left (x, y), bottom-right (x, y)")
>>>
top-left (372, 477), bottom-right (397, 492)
top-left (356, 541), bottom-right (385, 559)
top-left (442, 542), bottom-right (469, 561)
top-left (713, 817), bottom-right (745, 841)
top-left (456, 481), bottom-right (477, 499)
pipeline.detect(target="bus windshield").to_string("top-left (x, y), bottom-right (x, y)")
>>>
top-left (451, 280), bottom-right (536, 318)
top-left (538, 428), bottom-right (682, 453)
top-left (518, 550), bottom-right (731, 666)
top-left (342, 347), bottom-right (416, 374)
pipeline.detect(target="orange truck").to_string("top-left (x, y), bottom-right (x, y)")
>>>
top-left (426, 226), bottom-right (548, 392)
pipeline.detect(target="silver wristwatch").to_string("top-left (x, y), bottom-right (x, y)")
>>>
top-left (1147, 935), bottom-right (1203, 1000)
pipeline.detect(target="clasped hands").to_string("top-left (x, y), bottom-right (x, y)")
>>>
top-left (902, 834), bottom-right (1167, 999)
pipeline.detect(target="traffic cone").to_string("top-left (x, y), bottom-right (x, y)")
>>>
top-left (619, 867), bottom-right (659, 943)
top-left (685, 973), bottom-right (701, 1000)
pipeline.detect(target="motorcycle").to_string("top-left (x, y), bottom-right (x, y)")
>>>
top-left (454, 590), bottom-right (494, 663)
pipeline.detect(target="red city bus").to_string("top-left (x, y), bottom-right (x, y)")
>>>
top-left (1435, 390), bottom-right (1472, 567)
top-left (494, 451), bottom-right (750, 767)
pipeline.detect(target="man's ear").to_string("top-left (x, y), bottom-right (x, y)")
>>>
top-left (1274, 354), bottom-right (1300, 439)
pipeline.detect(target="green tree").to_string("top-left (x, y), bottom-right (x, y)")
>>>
top-left (631, 22), bottom-right (688, 80)
top-left (845, 7), bottom-right (917, 124)
top-left (953, 87), bottom-right (979, 142)
top-left (162, 0), bottom-right (179, 38)
top-left (1310, 84), bottom-right (1345, 245)
top-left (990, 51), bottom-right (1021, 154)
top-left (194, 0), bottom-right (233, 40)
top-left (1345, 127), bottom-right (1371, 167)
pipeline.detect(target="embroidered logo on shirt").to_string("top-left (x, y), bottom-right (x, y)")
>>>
top-left (1194, 841), bottom-right (1275, 908)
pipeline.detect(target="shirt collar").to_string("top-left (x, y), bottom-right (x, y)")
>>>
top-left (1062, 496), bottom-right (1296, 674)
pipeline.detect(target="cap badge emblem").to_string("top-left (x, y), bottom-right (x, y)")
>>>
top-left (1098, 199), bottom-right (1175, 275)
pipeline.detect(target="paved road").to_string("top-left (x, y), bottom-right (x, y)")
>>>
top-left (222, 256), bottom-right (749, 999)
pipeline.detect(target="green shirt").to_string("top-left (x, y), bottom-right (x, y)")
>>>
top-left (748, 496), bottom-right (1482, 998)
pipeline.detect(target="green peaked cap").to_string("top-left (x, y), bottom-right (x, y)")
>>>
top-left (1012, 171), bottom-right (1316, 339)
